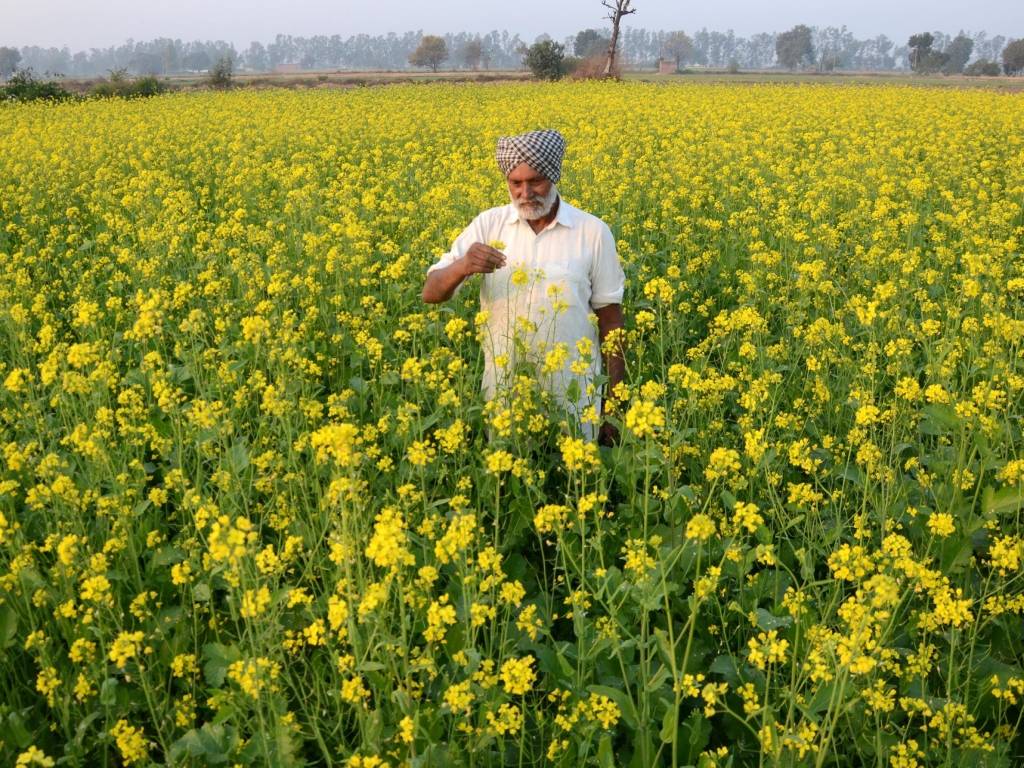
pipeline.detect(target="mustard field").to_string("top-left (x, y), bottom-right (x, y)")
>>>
top-left (1, 82), bottom-right (1023, 767)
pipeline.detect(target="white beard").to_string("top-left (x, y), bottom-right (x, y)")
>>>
top-left (511, 184), bottom-right (559, 221)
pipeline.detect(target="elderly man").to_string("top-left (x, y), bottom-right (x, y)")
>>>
top-left (422, 129), bottom-right (626, 445)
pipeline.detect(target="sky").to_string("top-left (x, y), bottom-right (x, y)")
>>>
top-left (5, 0), bottom-right (1020, 51)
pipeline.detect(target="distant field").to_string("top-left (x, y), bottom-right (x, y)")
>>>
top-left (56, 67), bottom-right (1024, 93)
top-left (58, 69), bottom-right (532, 93)
top-left (625, 69), bottom-right (1024, 91)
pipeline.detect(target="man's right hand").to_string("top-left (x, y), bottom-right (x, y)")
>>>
top-left (460, 243), bottom-right (507, 276)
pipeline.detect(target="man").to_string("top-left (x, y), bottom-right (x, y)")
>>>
top-left (422, 129), bottom-right (626, 445)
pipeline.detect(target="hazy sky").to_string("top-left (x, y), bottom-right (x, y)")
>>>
top-left (6, 0), bottom-right (1020, 50)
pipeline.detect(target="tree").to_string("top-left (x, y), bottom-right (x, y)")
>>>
top-left (1004, 39), bottom-right (1024, 75)
top-left (408, 35), bottom-right (448, 72)
top-left (161, 40), bottom-right (180, 74)
top-left (574, 28), bottom-right (609, 57)
top-left (662, 30), bottom-right (693, 69)
top-left (525, 39), bottom-right (566, 81)
top-left (0, 68), bottom-right (72, 101)
top-left (908, 32), bottom-right (937, 72)
top-left (128, 52), bottom-right (162, 75)
top-left (208, 55), bottom-right (233, 87)
top-left (461, 39), bottom-right (483, 70)
top-left (0, 47), bottom-right (21, 80)
top-left (776, 24), bottom-right (814, 69)
top-left (244, 41), bottom-right (269, 71)
top-left (941, 33), bottom-right (973, 74)
top-left (964, 59), bottom-right (1001, 76)
top-left (182, 50), bottom-right (212, 72)
top-left (601, 0), bottom-right (637, 77)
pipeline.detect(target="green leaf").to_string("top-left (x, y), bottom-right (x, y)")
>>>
top-left (755, 608), bottom-right (793, 631)
top-left (708, 655), bottom-right (741, 685)
top-left (149, 546), bottom-right (187, 569)
top-left (588, 684), bottom-right (638, 730)
top-left (654, 627), bottom-right (676, 669)
top-left (681, 710), bottom-right (711, 763)
top-left (807, 679), bottom-right (839, 714)
top-left (628, 733), bottom-right (656, 768)
top-left (273, 719), bottom-right (303, 766)
top-left (169, 729), bottom-right (209, 760)
top-left (983, 486), bottom-right (1024, 517)
top-left (203, 643), bottom-right (241, 688)
top-left (0, 605), bottom-right (18, 649)
top-left (834, 464), bottom-right (866, 487)
top-left (1, 710), bottom-right (32, 749)
top-left (565, 378), bottom-right (581, 404)
top-left (660, 705), bottom-right (677, 744)
top-left (597, 733), bottom-right (615, 768)
top-left (555, 647), bottom-right (575, 681)
top-left (226, 442), bottom-right (249, 473)
top-left (99, 677), bottom-right (118, 706)
top-left (445, 622), bottom-right (466, 657)
top-left (192, 582), bottom-right (211, 602)
top-left (73, 710), bottom-right (103, 745)
top-left (920, 403), bottom-right (959, 434)
top-left (648, 664), bottom-right (671, 691)
top-left (940, 535), bottom-right (976, 572)
top-left (169, 723), bottom-right (235, 764)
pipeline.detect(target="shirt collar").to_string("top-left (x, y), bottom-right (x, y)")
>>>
top-left (504, 197), bottom-right (576, 229)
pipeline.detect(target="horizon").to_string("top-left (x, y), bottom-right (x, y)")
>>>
top-left (6, 0), bottom-right (1020, 52)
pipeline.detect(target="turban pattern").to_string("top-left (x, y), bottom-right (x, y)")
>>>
top-left (495, 129), bottom-right (566, 184)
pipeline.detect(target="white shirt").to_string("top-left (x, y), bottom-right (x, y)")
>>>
top-left (427, 199), bottom-right (625, 439)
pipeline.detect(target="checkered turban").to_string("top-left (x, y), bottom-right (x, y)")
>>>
top-left (495, 129), bottom-right (566, 184)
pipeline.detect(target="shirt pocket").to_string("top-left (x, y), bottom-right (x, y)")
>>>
top-left (537, 259), bottom-right (587, 305)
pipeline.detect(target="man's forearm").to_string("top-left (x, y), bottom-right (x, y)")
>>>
top-left (603, 345), bottom-right (625, 399)
top-left (422, 259), bottom-right (468, 304)
top-left (595, 304), bottom-right (626, 413)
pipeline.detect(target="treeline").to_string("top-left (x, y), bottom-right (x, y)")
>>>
top-left (6, 26), bottom-right (1016, 78)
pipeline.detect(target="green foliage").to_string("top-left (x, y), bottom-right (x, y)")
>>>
top-left (908, 32), bottom-right (950, 73)
top-left (908, 32), bottom-right (934, 70)
top-left (0, 47), bottom-right (21, 79)
top-left (574, 29), bottom-right (609, 58)
top-left (0, 68), bottom-right (72, 103)
top-left (525, 40), bottom-right (567, 81)
top-left (1003, 39), bottom-right (1024, 75)
top-left (208, 56), bottom-right (234, 88)
top-left (90, 74), bottom-right (167, 99)
top-left (461, 39), bottom-right (483, 70)
top-left (941, 33), bottom-right (974, 75)
top-left (408, 35), bottom-right (449, 72)
top-left (964, 59), bottom-right (1002, 77)
top-left (775, 25), bottom-right (815, 70)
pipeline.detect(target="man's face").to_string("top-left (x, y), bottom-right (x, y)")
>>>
top-left (507, 162), bottom-right (557, 220)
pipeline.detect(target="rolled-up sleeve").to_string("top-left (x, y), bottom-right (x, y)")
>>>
top-left (589, 223), bottom-right (625, 309)
top-left (426, 215), bottom-right (484, 294)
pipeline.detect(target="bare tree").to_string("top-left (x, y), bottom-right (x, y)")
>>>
top-left (663, 30), bottom-right (694, 70)
top-left (461, 39), bottom-right (483, 70)
top-left (601, 0), bottom-right (637, 76)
